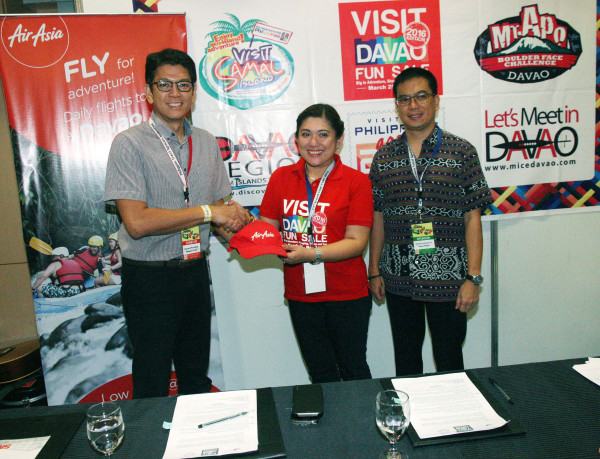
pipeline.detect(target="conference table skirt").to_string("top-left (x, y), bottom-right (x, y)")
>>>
top-left (0, 358), bottom-right (598, 458)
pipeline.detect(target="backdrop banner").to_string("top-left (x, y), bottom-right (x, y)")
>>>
top-left (160, 0), bottom-right (597, 218)
top-left (0, 13), bottom-right (225, 405)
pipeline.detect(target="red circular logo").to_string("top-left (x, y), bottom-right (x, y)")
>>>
top-left (1, 16), bottom-right (69, 68)
top-left (312, 211), bottom-right (327, 229)
top-left (404, 21), bottom-right (430, 49)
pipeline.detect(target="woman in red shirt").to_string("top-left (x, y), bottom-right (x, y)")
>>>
top-left (260, 104), bottom-right (373, 383)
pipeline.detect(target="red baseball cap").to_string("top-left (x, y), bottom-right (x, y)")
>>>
top-left (227, 220), bottom-right (287, 259)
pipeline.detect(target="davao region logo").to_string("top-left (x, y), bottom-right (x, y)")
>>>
top-left (216, 129), bottom-right (299, 208)
top-left (1, 15), bottom-right (69, 68)
top-left (199, 14), bottom-right (294, 110)
top-left (474, 5), bottom-right (582, 83)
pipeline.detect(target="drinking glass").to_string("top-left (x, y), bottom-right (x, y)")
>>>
top-left (86, 401), bottom-right (125, 457)
top-left (375, 390), bottom-right (410, 459)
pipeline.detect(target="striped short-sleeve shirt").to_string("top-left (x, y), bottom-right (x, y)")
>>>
top-left (369, 125), bottom-right (492, 301)
top-left (103, 112), bottom-right (232, 261)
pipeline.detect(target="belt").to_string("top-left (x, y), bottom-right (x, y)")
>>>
top-left (123, 256), bottom-right (204, 269)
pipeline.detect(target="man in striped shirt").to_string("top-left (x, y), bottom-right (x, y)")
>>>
top-left (104, 49), bottom-right (249, 398)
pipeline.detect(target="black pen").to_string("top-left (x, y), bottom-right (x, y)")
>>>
top-left (198, 411), bottom-right (248, 428)
top-left (489, 377), bottom-right (514, 404)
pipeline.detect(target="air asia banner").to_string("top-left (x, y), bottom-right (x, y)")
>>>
top-left (0, 14), bottom-right (190, 405)
top-left (338, 0), bottom-right (443, 101)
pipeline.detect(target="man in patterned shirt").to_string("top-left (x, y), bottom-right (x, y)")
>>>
top-left (368, 68), bottom-right (492, 376)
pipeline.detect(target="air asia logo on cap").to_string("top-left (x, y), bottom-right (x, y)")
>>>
top-left (474, 5), bottom-right (582, 84)
top-left (227, 220), bottom-right (287, 259)
top-left (1, 16), bottom-right (69, 68)
top-left (251, 230), bottom-right (276, 242)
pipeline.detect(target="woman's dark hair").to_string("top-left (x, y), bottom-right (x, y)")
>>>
top-left (145, 48), bottom-right (197, 85)
top-left (295, 104), bottom-right (344, 139)
top-left (392, 67), bottom-right (438, 99)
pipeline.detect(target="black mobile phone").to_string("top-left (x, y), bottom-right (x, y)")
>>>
top-left (291, 384), bottom-right (324, 424)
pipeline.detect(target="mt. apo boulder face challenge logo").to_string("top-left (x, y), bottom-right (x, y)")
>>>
top-left (474, 5), bottom-right (582, 83)
top-left (199, 14), bottom-right (294, 110)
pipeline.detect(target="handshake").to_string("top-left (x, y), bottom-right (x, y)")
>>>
top-left (210, 200), bottom-right (254, 234)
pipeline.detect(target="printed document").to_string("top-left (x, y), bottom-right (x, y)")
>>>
top-left (392, 372), bottom-right (508, 439)
top-left (573, 357), bottom-right (600, 386)
top-left (0, 436), bottom-right (49, 459)
top-left (163, 390), bottom-right (258, 458)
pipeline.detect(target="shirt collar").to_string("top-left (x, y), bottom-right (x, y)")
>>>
top-left (291, 154), bottom-right (343, 180)
top-left (401, 123), bottom-right (440, 152)
top-left (150, 111), bottom-right (192, 142)
top-left (423, 124), bottom-right (441, 148)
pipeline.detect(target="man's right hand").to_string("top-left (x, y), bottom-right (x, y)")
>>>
top-left (211, 202), bottom-right (250, 232)
top-left (369, 275), bottom-right (386, 301)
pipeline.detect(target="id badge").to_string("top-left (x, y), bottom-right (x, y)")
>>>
top-left (304, 262), bottom-right (326, 294)
top-left (411, 222), bottom-right (436, 254)
top-left (181, 225), bottom-right (202, 260)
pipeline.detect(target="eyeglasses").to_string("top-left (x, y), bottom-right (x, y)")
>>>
top-left (152, 79), bottom-right (194, 92)
top-left (396, 92), bottom-right (434, 106)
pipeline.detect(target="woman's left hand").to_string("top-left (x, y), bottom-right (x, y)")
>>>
top-left (282, 244), bottom-right (315, 265)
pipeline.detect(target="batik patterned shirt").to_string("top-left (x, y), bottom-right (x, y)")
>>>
top-left (369, 125), bottom-right (493, 302)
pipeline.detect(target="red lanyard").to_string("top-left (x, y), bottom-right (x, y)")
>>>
top-left (183, 137), bottom-right (193, 206)
top-left (149, 118), bottom-right (194, 207)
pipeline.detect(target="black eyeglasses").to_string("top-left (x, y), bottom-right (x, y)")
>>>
top-left (396, 92), bottom-right (434, 106)
top-left (152, 80), bottom-right (194, 92)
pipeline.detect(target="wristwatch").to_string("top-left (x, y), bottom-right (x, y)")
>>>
top-left (310, 249), bottom-right (322, 265)
top-left (465, 274), bottom-right (484, 286)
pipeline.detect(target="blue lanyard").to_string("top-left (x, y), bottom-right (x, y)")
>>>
top-left (304, 160), bottom-right (335, 246)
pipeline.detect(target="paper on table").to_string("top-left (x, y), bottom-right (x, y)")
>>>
top-left (162, 390), bottom-right (258, 459)
top-left (0, 436), bottom-right (50, 459)
top-left (392, 372), bottom-right (508, 439)
top-left (573, 357), bottom-right (600, 386)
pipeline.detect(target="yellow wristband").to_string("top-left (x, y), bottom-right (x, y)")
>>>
top-left (201, 205), bottom-right (212, 223)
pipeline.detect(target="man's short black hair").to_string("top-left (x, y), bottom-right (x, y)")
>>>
top-left (392, 67), bottom-right (438, 99)
top-left (145, 48), bottom-right (197, 85)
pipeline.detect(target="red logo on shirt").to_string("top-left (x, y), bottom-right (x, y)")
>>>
top-left (312, 211), bottom-right (327, 230)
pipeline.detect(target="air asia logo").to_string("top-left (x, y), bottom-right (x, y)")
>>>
top-left (199, 14), bottom-right (294, 110)
top-left (474, 5), bottom-right (582, 83)
top-left (251, 231), bottom-right (275, 241)
top-left (1, 16), bottom-right (69, 68)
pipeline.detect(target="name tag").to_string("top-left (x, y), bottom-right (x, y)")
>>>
top-left (304, 262), bottom-right (326, 294)
top-left (411, 222), bottom-right (436, 254)
top-left (181, 225), bottom-right (202, 260)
